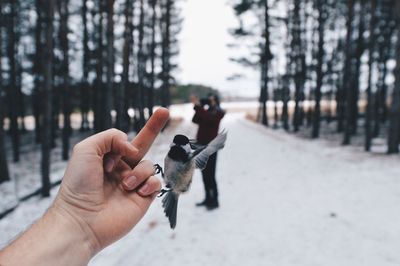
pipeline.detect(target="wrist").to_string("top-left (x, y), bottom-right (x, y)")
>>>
top-left (49, 200), bottom-right (100, 257)
top-left (0, 205), bottom-right (95, 266)
top-left (39, 206), bottom-right (96, 265)
top-left (40, 205), bottom-right (96, 265)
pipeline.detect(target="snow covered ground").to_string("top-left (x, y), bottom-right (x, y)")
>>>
top-left (1, 104), bottom-right (400, 266)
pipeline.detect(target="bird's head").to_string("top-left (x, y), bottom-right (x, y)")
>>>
top-left (173, 135), bottom-right (189, 146)
top-left (168, 135), bottom-right (191, 162)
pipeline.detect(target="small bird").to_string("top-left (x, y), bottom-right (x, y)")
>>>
top-left (156, 131), bottom-right (227, 229)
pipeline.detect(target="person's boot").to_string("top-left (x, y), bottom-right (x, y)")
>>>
top-left (206, 200), bottom-right (219, 210)
top-left (196, 191), bottom-right (211, 207)
top-left (206, 190), bottom-right (219, 210)
top-left (196, 200), bottom-right (209, 207)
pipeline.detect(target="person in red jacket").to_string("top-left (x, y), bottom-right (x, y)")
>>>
top-left (191, 93), bottom-right (225, 210)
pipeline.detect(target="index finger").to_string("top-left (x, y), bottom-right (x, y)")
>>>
top-left (123, 107), bottom-right (170, 167)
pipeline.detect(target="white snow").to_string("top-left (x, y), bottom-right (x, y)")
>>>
top-left (1, 104), bottom-right (400, 266)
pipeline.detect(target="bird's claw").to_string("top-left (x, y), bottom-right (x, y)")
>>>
top-left (154, 164), bottom-right (164, 177)
top-left (158, 188), bottom-right (172, 198)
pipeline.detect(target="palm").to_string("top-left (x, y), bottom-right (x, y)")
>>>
top-left (59, 154), bottom-right (151, 248)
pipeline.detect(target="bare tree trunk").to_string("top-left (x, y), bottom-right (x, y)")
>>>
top-left (33, 0), bottom-right (43, 143)
top-left (7, 0), bottom-right (20, 162)
top-left (365, 0), bottom-right (376, 151)
top-left (117, 0), bottom-right (134, 131)
top-left (312, 0), bottom-right (325, 139)
top-left (161, 0), bottom-right (172, 108)
top-left (104, 0), bottom-right (114, 129)
top-left (349, 2), bottom-right (365, 135)
top-left (41, 0), bottom-right (55, 197)
top-left (137, 0), bottom-right (146, 129)
top-left (0, 95), bottom-right (9, 183)
top-left (0, 1), bottom-right (10, 183)
top-left (59, 0), bottom-right (71, 160)
top-left (94, 0), bottom-right (105, 132)
top-left (342, 0), bottom-right (355, 145)
top-left (282, 75), bottom-right (290, 131)
top-left (387, 1), bottom-right (400, 154)
top-left (260, 0), bottom-right (270, 127)
top-left (291, 0), bottom-right (304, 132)
top-left (148, 0), bottom-right (157, 117)
top-left (81, 0), bottom-right (90, 131)
top-left (374, 5), bottom-right (395, 137)
top-left (259, 62), bottom-right (267, 125)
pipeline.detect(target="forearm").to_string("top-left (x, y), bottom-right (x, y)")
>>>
top-left (0, 206), bottom-right (94, 266)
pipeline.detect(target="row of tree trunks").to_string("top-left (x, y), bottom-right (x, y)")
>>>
top-left (231, 0), bottom-right (400, 154)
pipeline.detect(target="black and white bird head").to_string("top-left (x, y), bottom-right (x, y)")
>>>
top-left (168, 135), bottom-right (191, 162)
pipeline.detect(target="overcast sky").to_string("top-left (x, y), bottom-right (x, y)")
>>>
top-left (176, 0), bottom-right (260, 98)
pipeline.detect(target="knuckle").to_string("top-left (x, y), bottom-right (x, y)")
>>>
top-left (147, 176), bottom-right (161, 190)
top-left (108, 128), bottom-right (120, 135)
top-left (134, 160), bottom-right (155, 178)
top-left (72, 142), bottom-right (83, 154)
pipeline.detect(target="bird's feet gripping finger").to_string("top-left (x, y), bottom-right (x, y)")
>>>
top-left (158, 188), bottom-right (172, 198)
top-left (154, 164), bottom-right (165, 178)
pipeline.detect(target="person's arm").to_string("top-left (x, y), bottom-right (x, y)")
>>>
top-left (0, 108), bottom-right (170, 266)
top-left (192, 105), bottom-right (203, 124)
top-left (190, 95), bottom-right (202, 124)
top-left (0, 206), bottom-right (94, 265)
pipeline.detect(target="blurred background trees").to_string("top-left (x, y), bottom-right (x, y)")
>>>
top-left (0, 0), bottom-right (182, 195)
top-left (229, 0), bottom-right (400, 154)
top-left (1, 0), bottom-right (400, 201)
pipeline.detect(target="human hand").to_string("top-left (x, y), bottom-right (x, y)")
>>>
top-left (50, 108), bottom-right (169, 256)
top-left (0, 108), bottom-right (169, 266)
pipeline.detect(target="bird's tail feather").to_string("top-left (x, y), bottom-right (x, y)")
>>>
top-left (162, 191), bottom-right (179, 229)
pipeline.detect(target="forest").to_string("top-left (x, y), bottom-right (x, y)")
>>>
top-left (0, 0), bottom-right (183, 197)
top-left (1, 0), bottom-right (400, 201)
top-left (230, 0), bottom-right (400, 155)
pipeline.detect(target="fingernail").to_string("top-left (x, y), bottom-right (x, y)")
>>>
top-left (130, 145), bottom-right (139, 154)
top-left (104, 158), bottom-right (115, 173)
top-left (123, 176), bottom-right (137, 189)
top-left (139, 183), bottom-right (150, 195)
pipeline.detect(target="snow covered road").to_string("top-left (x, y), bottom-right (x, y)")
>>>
top-left (1, 106), bottom-right (400, 266)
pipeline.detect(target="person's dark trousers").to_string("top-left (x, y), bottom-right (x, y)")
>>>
top-left (201, 153), bottom-right (218, 206)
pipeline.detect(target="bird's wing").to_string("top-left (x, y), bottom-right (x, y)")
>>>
top-left (193, 131), bottom-right (227, 170)
top-left (189, 140), bottom-right (205, 151)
